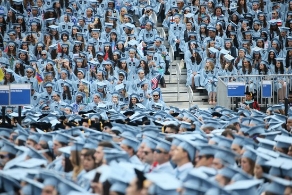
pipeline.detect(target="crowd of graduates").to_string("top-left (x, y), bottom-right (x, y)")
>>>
top-left (0, 0), bottom-right (292, 194)
top-left (0, 102), bottom-right (292, 195)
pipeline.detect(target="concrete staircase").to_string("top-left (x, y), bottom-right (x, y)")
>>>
top-left (149, 18), bottom-right (214, 110)
top-left (162, 60), bottom-right (212, 109)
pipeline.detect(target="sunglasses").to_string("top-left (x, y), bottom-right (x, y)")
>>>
top-left (153, 95), bottom-right (159, 97)
top-left (154, 149), bottom-right (168, 154)
top-left (143, 151), bottom-right (151, 155)
top-left (26, 71), bottom-right (33, 73)
top-left (0, 154), bottom-right (9, 159)
top-left (41, 54), bottom-right (46, 56)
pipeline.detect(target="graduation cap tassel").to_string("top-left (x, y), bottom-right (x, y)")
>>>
top-left (100, 121), bottom-right (103, 131)
top-left (88, 119), bottom-right (91, 126)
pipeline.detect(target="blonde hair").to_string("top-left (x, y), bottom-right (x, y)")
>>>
top-left (205, 60), bottom-right (215, 71)
top-left (78, 82), bottom-right (89, 97)
top-left (119, 8), bottom-right (128, 23)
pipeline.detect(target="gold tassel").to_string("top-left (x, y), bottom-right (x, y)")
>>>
top-left (100, 121), bottom-right (103, 130)
top-left (161, 126), bottom-right (165, 133)
top-left (88, 119), bottom-right (91, 126)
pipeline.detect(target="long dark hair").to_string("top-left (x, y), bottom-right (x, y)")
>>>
top-left (4, 73), bottom-right (15, 85)
top-left (191, 51), bottom-right (202, 64)
top-left (6, 10), bottom-right (16, 24)
top-left (14, 61), bottom-right (25, 76)
top-left (258, 63), bottom-right (268, 75)
top-left (242, 59), bottom-right (252, 74)
top-left (53, 2), bottom-right (62, 18)
top-left (138, 60), bottom-right (150, 76)
top-left (268, 51), bottom-right (277, 65)
top-left (104, 45), bottom-right (113, 60)
top-left (0, 17), bottom-right (7, 36)
top-left (63, 86), bottom-right (72, 101)
top-left (64, 156), bottom-right (74, 172)
top-left (237, 0), bottom-right (247, 14)
top-left (285, 50), bottom-right (292, 68)
top-left (129, 97), bottom-right (140, 109)
top-left (275, 61), bottom-right (284, 74)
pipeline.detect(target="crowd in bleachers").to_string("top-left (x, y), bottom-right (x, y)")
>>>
top-left (163, 0), bottom-right (292, 105)
top-left (0, 0), bottom-right (292, 108)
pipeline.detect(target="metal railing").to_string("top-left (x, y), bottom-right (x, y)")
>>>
top-left (187, 85), bottom-right (194, 108)
top-left (168, 45), bottom-right (175, 83)
top-left (176, 60), bottom-right (182, 101)
top-left (217, 74), bottom-right (292, 109)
